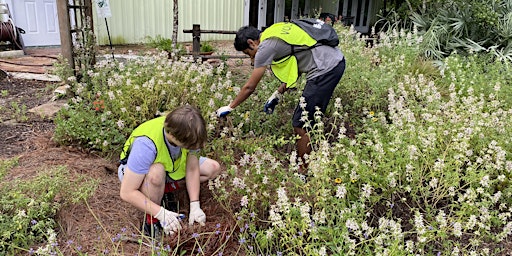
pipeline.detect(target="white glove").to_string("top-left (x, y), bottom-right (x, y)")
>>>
top-left (188, 201), bottom-right (206, 226)
top-left (264, 90), bottom-right (282, 114)
top-left (216, 105), bottom-right (233, 117)
top-left (154, 206), bottom-right (182, 235)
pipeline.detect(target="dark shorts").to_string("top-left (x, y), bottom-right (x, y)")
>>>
top-left (292, 58), bottom-right (346, 128)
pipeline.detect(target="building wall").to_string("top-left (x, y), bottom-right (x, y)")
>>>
top-left (312, 0), bottom-right (339, 16)
top-left (92, 0), bottom-right (244, 45)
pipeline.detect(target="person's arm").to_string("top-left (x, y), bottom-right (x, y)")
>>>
top-left (185, 154), bottom-right (201, 202)
top-left (185, 153), bottom-right (207, 226)
top-left (120, 167), bottom-right (161, 216)
top-left (228, 66), bottom-right (266, 108)
top-left (278, 82), bottom-right (287, 94)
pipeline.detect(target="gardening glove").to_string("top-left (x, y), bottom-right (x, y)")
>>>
top-left (154, 206), bottom-right (182, 235)
top-left (264, 90), bottom-right (282, 114)
top-left (216, 105), bottom-right (233, 117)
top-left (188, 201), bottom-right (206, 226)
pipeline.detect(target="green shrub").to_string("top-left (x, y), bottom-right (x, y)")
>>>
top-left (200, 41), bottom-right (215, 52)
top-left (49, 23), bottom-right (512, 255)
top-left (0, 161), bottom-right (98, 255)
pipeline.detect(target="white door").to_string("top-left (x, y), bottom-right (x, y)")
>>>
top-left (9, 0), bottom-right (60, 46)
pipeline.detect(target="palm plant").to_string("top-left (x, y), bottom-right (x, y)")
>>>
top-left (411, 0), bottom-right (512, 61)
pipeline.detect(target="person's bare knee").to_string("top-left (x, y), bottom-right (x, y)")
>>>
top-left (200, 159), bottom-right (221, 181)
top-left (141, 163), bottom-right (166, 202)
top-left (146, 163), bottom-right (166, 187)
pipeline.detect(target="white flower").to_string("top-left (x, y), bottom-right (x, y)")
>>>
top-left (16, 209), bottom-right (27, 217)
top-left (313, 208), bottom-right (327, 224)
top-left (116, 120), bottom-right (124, 129)
top-left (240, 195), bottom-right (248, 207)
top-left (451, 246), bottom-right (460, 256)
top-left (480, 175), bottom-right (490, 188)
top-left (266, 229), bottom-right (273, 238)
top-left (429, 177), bottom-right (438, 189)
top-left (232, 177), bottom-right (246, 189)
top-left (361, 184), bottom-right (372, 198)
top-left (317, 246), bottom-right (327, 256)
top-left (346, 218), bottom-right (359, 231)
top-left (336, 184), bottom-right (347, 199)
top-left (453, 222), bottom-right (462, 237)
top-left (436, 210), bottom-right (447, 228)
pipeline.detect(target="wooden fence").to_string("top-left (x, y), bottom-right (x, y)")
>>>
top-left (183, 24), bottom-right (246, 60)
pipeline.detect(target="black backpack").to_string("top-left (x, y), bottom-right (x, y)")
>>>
top-left (291, 18), bottom-right (339, 47)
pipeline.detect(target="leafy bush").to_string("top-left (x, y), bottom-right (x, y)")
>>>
top-left (210, 25), bottom-right (512, 255)
top-left (50, 23), bottom-right (512, 255)
top-left (411, 0), bottom-right (512, 60)
top-left (145, 35), bottom-right (185, 56)
top-left (200, 41), bottom-right (215, 53)
top-left (53, 52), bottom-right (234, 156)
top-left (0, 160), bottom-right (98, 255)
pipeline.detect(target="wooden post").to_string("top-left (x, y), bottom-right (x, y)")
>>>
top-left (274, 0), bottom-right (285, 23)
top-left (192, 24), bottom-right (200, 59)
top-left (84, 0), bottom-right (93, 29)
top-left (304, 0), bottom-right (311, 17)
top-left (291, 0), bottom-right (299, 20)
top-left (257, 0), bottom-right (267, 30)
top-left (56, 0), bottom-right (74, 70)
top-left (84, 0), bottom-right (96, 65)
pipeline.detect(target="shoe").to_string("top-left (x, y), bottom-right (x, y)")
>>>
top-left (142, 221), bottom-right (162, 239)
top-left (162, 192), bottom-right (178, 212)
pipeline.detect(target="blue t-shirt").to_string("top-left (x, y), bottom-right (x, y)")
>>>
top-left (126, 136), bottom-right (182, 175)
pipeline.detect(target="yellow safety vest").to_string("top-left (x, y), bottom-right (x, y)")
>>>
top-left (120, 116), bottom-right (188, 180)
top-left (260, 22), bottom-right (317, 88)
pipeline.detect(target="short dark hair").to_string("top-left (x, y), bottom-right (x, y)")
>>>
top-left (164, 105), bottom-right (207, 150)
top-left (319, 13), bottom-right (336, 22)
top-left (234, 26), bottom-right (261, 51)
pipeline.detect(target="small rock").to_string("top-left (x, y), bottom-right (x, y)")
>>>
top-left (51, 85), bottom-right (70, 101)
top-left (28, 100), bottom-right (67, 118)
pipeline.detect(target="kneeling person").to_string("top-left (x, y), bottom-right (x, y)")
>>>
top-left (118, 105), bottom-right (221, 237)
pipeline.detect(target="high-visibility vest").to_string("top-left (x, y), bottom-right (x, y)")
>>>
top-left (260, 22), bottom-right (317, 88)
top-left (120, 116), bottom-right (188, 180)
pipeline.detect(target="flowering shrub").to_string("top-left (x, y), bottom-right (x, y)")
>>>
top-left (48, 23), bottom-right (512, 255)
top-left (54, 52), bottom-right (239, 155)
top-left (210, 25), bottom-right (512, 255)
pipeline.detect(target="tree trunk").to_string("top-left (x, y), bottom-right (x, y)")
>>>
top-left (171, 0), bottom-right (178, 48)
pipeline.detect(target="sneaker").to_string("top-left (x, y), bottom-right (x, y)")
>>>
top-left (142, 221), bottom-right (162, 239)
top-left (162, 192), bottom-right (178, 212)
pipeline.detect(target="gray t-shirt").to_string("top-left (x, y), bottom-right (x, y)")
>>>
top-left (254, 37), bottom-right (344, 80)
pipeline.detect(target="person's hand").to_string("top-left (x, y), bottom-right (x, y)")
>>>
top-left (264, 90), bottom-right (282, 114)
top-left (154, 206), bottom-right (182, 235)
top-left (188, 201), bottom-right (206, 226)
top-left (216, 105), bottom-right (233, 117)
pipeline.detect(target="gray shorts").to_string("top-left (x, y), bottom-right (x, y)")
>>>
top-left (118, 156), bottom-right (208, 182)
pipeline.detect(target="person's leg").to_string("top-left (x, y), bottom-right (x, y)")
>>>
top-left (140, 163), bottom-right (166, 208)
top-left (169, 157), bottom-right (221, 188)
top-left (139, 163), bottom-right (166, 237)
top-left (294, 126), bottom-right (311, 172)
top-left (199, 157), bottom-right (221, 182)
top-left (292, 59), bottom-right (346, 170)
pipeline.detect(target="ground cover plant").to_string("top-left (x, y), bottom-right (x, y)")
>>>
top-left (2, 22), bottom-right (512, 255)
top-left (0, 158), bottom-right (98, 255)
